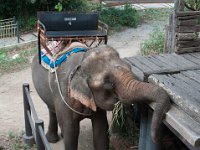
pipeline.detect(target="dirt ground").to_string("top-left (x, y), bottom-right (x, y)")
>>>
top-left (0, 21), bottom-right (163, 149)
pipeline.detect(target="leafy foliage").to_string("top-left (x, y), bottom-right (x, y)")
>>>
top-left (109, 102), bottom-right (139, 139)
top-left (99, 4), bottom-right (138, 31)
top-left (18, 16), bottom-right (37, 32)
top-left (184, 0), bottom-right (200, 11)
top-left (140, 27), bottom-right (165, 55)
top-left (55, 2), bottom-right (63, 12)
top-left (54, 0), bottom-right (91, 12)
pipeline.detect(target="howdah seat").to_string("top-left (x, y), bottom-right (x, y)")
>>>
top-left (37, 11), bottom-right (108, 64)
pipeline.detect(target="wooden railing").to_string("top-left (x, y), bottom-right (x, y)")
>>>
top-left (23, 83), bottom-right (51, 150)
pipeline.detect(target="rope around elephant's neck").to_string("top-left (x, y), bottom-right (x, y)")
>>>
top-left (52, 57), bottom-right (93, 116)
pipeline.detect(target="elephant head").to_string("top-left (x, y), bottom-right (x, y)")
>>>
top-left (69, 45), bottom-right (170, 142)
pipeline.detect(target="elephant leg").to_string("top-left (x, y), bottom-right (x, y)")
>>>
top-left (92, 110), bottom-right (109, 150)
top-left (46, 110), bottom-right (59, 143)
top-left (61, 120), bottom-right (80, 150)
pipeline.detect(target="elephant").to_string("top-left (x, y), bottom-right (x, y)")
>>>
top-left (32, 45), bottom-right (170, 150)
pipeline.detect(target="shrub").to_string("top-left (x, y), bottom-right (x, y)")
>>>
top-left (18, 16), bottom-right (37, 32)
top-left (99, 4), bottom-right (138, 31)
top-left (140, 27), bottom-right (165, 55)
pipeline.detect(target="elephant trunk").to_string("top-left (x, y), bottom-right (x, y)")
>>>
top-left (112, 66), bottom-right (170, 142)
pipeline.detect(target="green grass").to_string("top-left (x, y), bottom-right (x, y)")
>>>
top-left (5, 131), bottom-right (35, 150)
top-left (0, 45), bottom-right (37, 76)
top-left (139, 8), bottom-right (172, 23)
top-left (140, 27), bottom-right (165, 55)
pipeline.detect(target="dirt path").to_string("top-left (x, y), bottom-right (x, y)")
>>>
top-left (0, 21), bottom-right (162, 149)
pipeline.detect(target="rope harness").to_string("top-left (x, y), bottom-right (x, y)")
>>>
top-left (48, 51), bottom-right (93, 116)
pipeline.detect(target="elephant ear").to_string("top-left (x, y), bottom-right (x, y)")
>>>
top-left (69, 72), bottom-right (97, 112)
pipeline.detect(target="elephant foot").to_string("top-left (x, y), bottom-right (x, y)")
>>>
top-left (46, 132), bottom-right (59, 143)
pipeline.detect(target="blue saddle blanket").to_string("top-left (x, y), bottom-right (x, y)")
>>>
top-left (41, 47), bottom-right (87, 69)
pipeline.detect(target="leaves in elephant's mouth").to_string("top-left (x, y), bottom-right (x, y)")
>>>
top-left (109, 102), bottom-right (126, 134)
top-left (109, 102), bottom-right (139, 141)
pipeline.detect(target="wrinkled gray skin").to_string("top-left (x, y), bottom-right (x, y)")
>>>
top-left (32, 45), bottom-right (170, 150)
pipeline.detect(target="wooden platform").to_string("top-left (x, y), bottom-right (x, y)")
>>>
top-left (124, 52), bottom-right (200, 148)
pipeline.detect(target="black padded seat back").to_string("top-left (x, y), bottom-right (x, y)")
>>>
top-left (38, 11), bottom-right (98, 31)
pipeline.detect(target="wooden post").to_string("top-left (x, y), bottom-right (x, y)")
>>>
top-left (22, 83), bottom-right (35, 146)
top-left (35, 119), bottom-right (45, 150)
top-left (16, 21), bottom-right (20, 43)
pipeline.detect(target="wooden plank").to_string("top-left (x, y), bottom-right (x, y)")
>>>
top-left (158, 53), bottom-right (198, 69)
top-left (168, 74), bottom-right (200, 100)
top-left (172, 73), bottom-right (200, 93)
top-left (190, 52), bottom-right (200, 59)
top-left (177, 33), bottom-right (197, 41)
top-left (145, 55), bottom-right (172, 69)
top-left (148, 74), bottom-right (200, 123)
top-left (176, 47), bottom-right (200, 54)
top-left (125, 53), bottom-right (200, 81)
top-left (176, 25), bottom-right (200, 33)
top-left (133, 55), bottom-right (161, 71)
top-left (149, 74), bottom-right (200, 107)
top-left (182, 70), bottom-right (200, 84)
top-left (195, 70), bottom-right (200, 76)
top-left (176, 11), bottom-right (200, 17)
top-left (128, 57), bottom-right (153, 73)
top-left (177, 40), bottom-right (200, 48)
top-left (135, 54), bottom-right (199, 76)
top-left (177, 16), bottom-right (197, 20)
top-left (181, 53), bottom-right (200, 65)
top-left (177, 19), bottom-right (197, 26)
top-left (153, 54), bottom-right (181, 68)
top-left (173, 73), bottom-right (200, 91)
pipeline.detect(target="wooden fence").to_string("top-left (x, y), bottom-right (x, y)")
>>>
top-left (23, 83), bottom-right (51, 150)
top-left (0, 17), bottom-right (19, 42)
top-left (164, 0), bottom-right (200, 54)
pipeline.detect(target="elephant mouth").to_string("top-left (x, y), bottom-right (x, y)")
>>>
top-left (99, 98), bottom-right (119, 111)
top-left (107, 97), bottom-right (120, 111)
